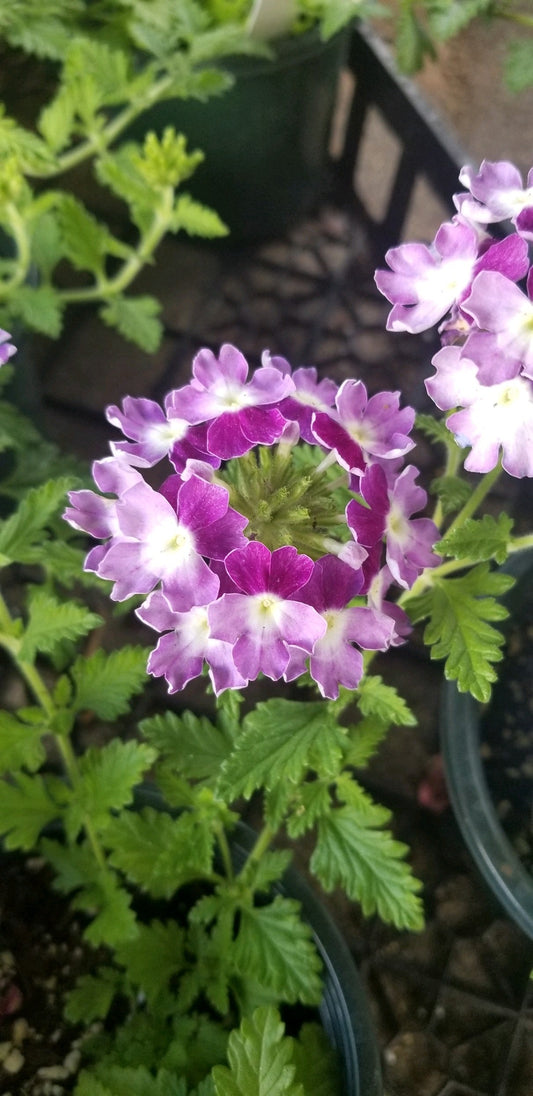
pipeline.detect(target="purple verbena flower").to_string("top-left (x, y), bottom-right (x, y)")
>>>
top-left (264, 350), bottom-right (338, 443)
top-left (106, 395), bottom-right (217, 472)
top-left (93, 474), bottom-right (247, 605)
top-left (208, 542), bottom-right (326, 681)
top-left (375, 216), bottom-right (529, 334)
top-left (456, 160), bottom-right (533, 239)
top-left (167, 343), bottom-right (294, 459)
top-left (346, 463), bottom-right (440, 589)
top-left (285, 555), bottom-right (394, 699)
top-left (137, 590), bottom-right (247, 695)
top-left (0, 329), bottom-right (16, 366)
top-left (462, 268), bottom-right (533, 376)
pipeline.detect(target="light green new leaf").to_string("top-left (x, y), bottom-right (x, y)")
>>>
top-left (285, 781), bottom-right (331, 839)
top-left (71, 646), bottom-right (149, 720)
top-left (10, 284), bottom-right (64, 337)
top-left (291, 1023), bottom-right (341, 1096)
top-left (115, 920), bottom-right (185, 1004)
top-left (311, 806), bottom-right (424, 931)
top-left (72, 868), bottom-right (138, 947)
top-left (233, 897), bottom-right (323, 1006)
top-left (0, 475), bottom-right (75, 565)
top-left (505, 39), bottom-right (533, 93)
top-left (76, 1065), bottom-right (188, 1096)
top-left (356, 674), bottom-right (416, 726)
top-left (0, 710), bottom-right (47, 773)
top-left (218, 698), bottom-right (345, 801)
top-left (0, 773), bottom-right (64, 850)
top-left (18, 589), bottom-right (102, 662)
top-left (100, 295), bottom-right (163, 352)
top-left (107, 806), bottom-right (216, 898)
top-left (64, 967), bottom-right (122, 1024)
top-left (437, 513), bottom-right (514, 565)
top-left (407, 564), bottom-right (515, 702)
top-left (212, 1006), bottom-right (303, 1096)
top-left (65, 739), bottom-right (156, 840)
top-left (140, 709), bottom-right (232, 782)
top-left (57, 194), bottom-right (116, 275)
top-left (343, 717), bottom-right (394, 770)
top-left (172, 194), bottom-right (228, 238)
top-left (38, 86), bottom-right (75, 153)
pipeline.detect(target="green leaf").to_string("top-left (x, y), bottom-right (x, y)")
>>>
top-left (212, 1006), bottom-right (303, 1096)
top-left (64, 967), bottom-right (122, 1024)
top-left (407, 564), bottom-right (515, 702)
top-left (0, 476), bottom-right (75, 564)
top-left (171, 193), bottom-right (228, 238)
top-left (140, 709), bottom-right (232, 782)
top-left (285, 781), bottom-right (331, 839)
top-left (239, 849), bottom-right (293, 895)
top-left (395, 5), bottom-right (436, 73)
top-left (57, 194), bottom-right (116, 275)
top-left (0, 710), bottom-right (47, 773)
top-left (437, 513), bottom-right (514, 565)
top-left (0, 773), bottom-right (64, 850)
top-left (415, 412), bottom-right (455, 448)
top-left (218, 699), bottom-right (346, 802)
top-left (311, 805), bottom-right (424, 931)
top-left (71, 646), bottom-right (149, 719)
top-left (65, 740), bottom-right (156, 840)
top-left (356, 674), bottom-right (417, 726)
top-left (100, 295), bottom-right (163, 352)
top-left (106, 807), bottom-right (216, 898)
top-left (114, 920), bottom-right (185, 1004)
top-left (9, 284), bottom-right (64, 337)
top-left (430, 474), bottom-right (472, 516)
top-left (38, 86), bottom-right (75, 153)
top-left (292, 1023), bottom-right (341, 1096)
top-left (504, 39), bottom-right (533, 93)
top-left (72, 868), bottom-right (138, 948)
top-left (18, 589), bottom-right (102, 662)
top-left (233, 897), bottom-right (323, 1006)
top-left (343, 717), bottom-right (392, 769)
top-left (76, 1065), bottom-right (188, 1096)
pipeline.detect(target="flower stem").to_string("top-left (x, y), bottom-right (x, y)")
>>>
top-left (446, 462), bottom-right (503, 535)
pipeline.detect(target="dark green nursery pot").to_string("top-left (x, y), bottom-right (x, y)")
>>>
top-left (126, 27), bottom-right (351, 240)
top-left (440, 549), bottom-right (533, 941)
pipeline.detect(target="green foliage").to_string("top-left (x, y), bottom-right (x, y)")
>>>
top-left (106, 806), bottom-right (220, 897)
top-left (437, 513), bottom-right (514, 565)
top-left (70, 646), bottom-right (150, 720)
top-left (407, 564), bottom-right (515, 702)
top-left (212, 1006), bottom-right (303, 1096)
top-left (311, 801), bottom-right (424, 930)
top-left (233, 897), bottom-right (323, 1006)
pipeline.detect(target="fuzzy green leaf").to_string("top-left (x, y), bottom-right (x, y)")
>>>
top-left (437, 513), bottom-right (514, 565)
top-left (430, 474), bottom-right (473, 516)
top-left (0, 773), bottom-right (64, 849)
top-left (239, 850), bottom-right (293, 895)
top-left (114, 920), bottom-right (185, 1004)
top-left (356, 674), bottom-right (417, 726)
top-left (343, 717), bottom-right (392, 769)
top-left (311, 805), bottom-right (424, 930)
top-left (18, 589), bottom-right (102, 662)
top-left (100, 295), bottom-right (163, 352)
top-left (407, 564), bottom-right (515, 702)
top-left (57, 194), bottom-right (116, 275)
top-left (218, 699), bottom-right (345, 802)
top-left (171, 193), bottom-right (228, 238)
top-left (395, 5), bottom-right (435, 73)
top-left (233, 897), bottom-right (322, 1006)
top-left (140, 709), bottom-right (232, 782)
top-left (285, 781), bottom-right (332, 839)
top-left (64, 967), bottom-right (122, 1024)
top-left (72, 868), bottom-right (138, 947)
top-left (415, 412), bottom-right (455, 448)
top-left (9, 284), bottom-right (64, 337)
top-left (504, 39), bottom-right (533, 93)
top-left (65, 740), bottom-right (156, 840)
top-left (70, 646), bottom-right (149, 719)
top-left (291, 1023), bottom-right (341, 1096)
top-left (76, 1066), bottom-right (188, 1096)
top-left (106, 806), bottom-right (216, 898)
top-left (0, 476), bottom-right (76, 564)
top-left (38, 87), bottom-right (75, 153)
top-left (0, 710), bottom-right (47, 773)
top-left (212, 1006), bottom-right (303, 1096)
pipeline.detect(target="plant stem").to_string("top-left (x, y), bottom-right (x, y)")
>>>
top-left (244, 822), bottom-right (275, 871)
top-left (446, 462), bottom-right (503, 534)
top-left (215, 824), bottom-right (234, 881)
top-left (0, 592), bottom-right (108, 870)
top-left (0, 204), bottom-right (32, 300)
top-left (59, 186), bottom-right (174, 305)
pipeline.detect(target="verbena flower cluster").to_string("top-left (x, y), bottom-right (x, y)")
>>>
top-left (64, 158), bottom-right (533, 701)
top-left (0, 329), bottom-right (16, 365)
top-left (376, 159), bottom-right (533, 479)
top-left (65, 344), bottom-right (440, 700)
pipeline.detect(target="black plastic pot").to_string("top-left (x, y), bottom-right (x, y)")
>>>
top-left (135, 785), bottom-right (382, 1095)
top-left (125, 27), bottom-right (351, 240)
top-left (440, 549), bottom-right (533, 940)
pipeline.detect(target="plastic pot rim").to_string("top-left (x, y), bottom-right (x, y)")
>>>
top-left (440, 548), bottom-right (533, 941)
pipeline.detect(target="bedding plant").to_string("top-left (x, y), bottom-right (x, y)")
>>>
top-left (1, 156), bottom-right (533, 1092)
top-left (0, 0), bottom-right (373, 352)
